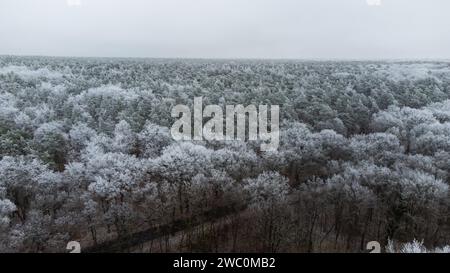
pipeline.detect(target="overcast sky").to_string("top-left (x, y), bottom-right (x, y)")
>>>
top-left (0, 0), bottom-right (449, 59)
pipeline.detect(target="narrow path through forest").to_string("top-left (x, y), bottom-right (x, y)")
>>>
top-left (83, 205), bottom-right (246, 253)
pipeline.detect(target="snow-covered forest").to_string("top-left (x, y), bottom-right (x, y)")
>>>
top-left (1, 56), bottom-right (450, 252)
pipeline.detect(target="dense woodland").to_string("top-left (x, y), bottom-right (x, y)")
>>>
top-left (1, 56), bottom-right (450, 252)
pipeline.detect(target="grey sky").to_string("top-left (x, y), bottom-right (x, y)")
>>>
top-left (0, 0), bottom-right (449, 59)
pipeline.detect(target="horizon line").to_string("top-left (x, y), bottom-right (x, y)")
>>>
top-left (1, 53), bottom-right (450, 63)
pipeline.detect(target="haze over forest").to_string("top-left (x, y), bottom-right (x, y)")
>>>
top-left (1, 0), bottom-right (449, 59)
